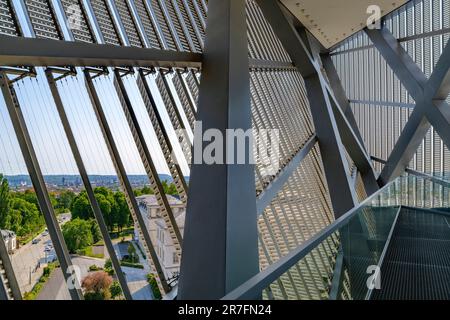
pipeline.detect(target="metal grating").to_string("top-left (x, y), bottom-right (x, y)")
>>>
top-left (161, 0), bottom-right (189, 51)
top-left (332, 0), bottom-right (450, 179)
top-left (0, 0), bottom-right (20, 36)
top-left (60, 0), bottom-right (95, 43)
top-left (114, 0), bottom-right (143, 47)
top-left (183, 0), bottom-right (205, 45)
top-left (155, 72), bottom-right (192, 164)
top-left (149, 0), bottom-right (177, 50)
top-left (173, 0), bottom-right (202, 52)
top-left (90, 0), bottom-right (121, 45)
top-left (25, 0), bottom-right (62, 40)
top-left (372, 208), bottom-right (450, 300)
top-left (133, 0), bottom-right (162, 49)
top-left (246, 0), bottom-right (291, 62)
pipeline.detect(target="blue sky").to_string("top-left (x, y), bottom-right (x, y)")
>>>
top-left (0, 0), bottom-right (192, 177)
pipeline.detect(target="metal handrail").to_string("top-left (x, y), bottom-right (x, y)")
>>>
top-left (221, 179), bottom-right (399, 300)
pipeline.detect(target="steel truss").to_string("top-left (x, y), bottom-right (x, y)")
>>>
top-left (366, 27), bottom-right (450, 186)
top-left (0, 0), bottom-right (447, 301)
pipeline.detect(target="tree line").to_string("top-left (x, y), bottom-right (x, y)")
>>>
top-left (0, 173), bottom-right (178, 244)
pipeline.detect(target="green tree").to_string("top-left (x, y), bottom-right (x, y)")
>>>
top-left (70, 192), bottom-right (93, 220)
top-left (62, 218), bottom-right (93, 253)
top-left (0, 174), bottom-right (10, 229)
top-left (56, 190), bottom-right (75, 212)
top-left (97, 194), bottom-right (113, 231)
top-left (110, 281), bottom-right (122, 299)
top-left (113, 192), bottom-right (130, 232)
top-left (89, 219), bottom-right (102, 244)
top-left (9, 198), bottom-right (42, 237)
top-left (162, 180), bottom-right (178, 195)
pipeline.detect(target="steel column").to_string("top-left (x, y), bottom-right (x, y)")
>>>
top-left (367, 27), bottom-right (450, 185)
top-left (113, 69), bottom-right (183, 249)
top-left (0, 72), bottom-right (83, 300)
top-left (45, 69), bottom-right (132, 300)
top-left (178, 0), bottom-right (259, 299)
top-left (321, 54), bottom-right (365, 147)
top-left (256, 0), bottom-right (359, 216)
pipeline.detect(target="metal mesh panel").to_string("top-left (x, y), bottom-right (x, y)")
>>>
top-left (172, 0), bottom-right (202, 52)
top-left (161, 0), bottom-right (189, 51)
top-left (149, 0), bottom-right (177, 50)
top-left (25, 0), bottom-right (62, 40)
top-left (250, 69), bottom-right (314, 192)
top-left (0, 0), bottom-right (20, 36)
top-left (155, 72), bottom-right (192, 164)
top-left (91, 0), bottom-right (121, 45)
top-left (332, 0), bottom-right (450, 178)
top-left (115, 0), bottom-right (143, 47)
top-left (183, 0), bottom-right (205, 44)
top-left (60, 0), bottom-right (95, 43)
top-left (133, 0), bottom-right (162, 49)
top-left (246, 0), bottom-right (291, 62)
top-left (258, 146), bottom-right (338, 299)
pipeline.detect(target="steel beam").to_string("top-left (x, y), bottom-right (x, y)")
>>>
top-left (327, 92), bottom-right (380, 195)
top-left (321, 54), bottom-right (365, 147)
top-left (45, 69), bottom-right (132, 300)
top-left (365, 28), bottom-right (427, 100)
top-left (113, 69), bottom-right (183, 250)
top-left (83, 69), bottom-right (171, 294)
top-left (178, 0), bottom-right (259, 299)
top-left (0, 72), bottom-right (83, 300)
top-left (136, 70), bottom-right (189, 198)
top-left (305, 73), bottom-right (359, 216)
top-left (367, 27), bottom-right (450, 185)
top-left (256, 0), bottom-right (359, 217)
top-left (256, 135), bottom-right (317, 216)
top-left (254, 1), bottom-right (316, 77)
top-left (248, 58), bottom-right (296, 70)
top-left (0, 35), bottom-right (202, 68)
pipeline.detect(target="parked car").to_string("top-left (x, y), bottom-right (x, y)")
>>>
top-left (32, 238), bottom-right (40, 244)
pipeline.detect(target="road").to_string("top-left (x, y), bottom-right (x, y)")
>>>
top-left (37, 255), bottom-right (105, 300)
top-left (37, 250), bottom-right (153, 300)
top-left (10, 213), bottom-right (70, 294)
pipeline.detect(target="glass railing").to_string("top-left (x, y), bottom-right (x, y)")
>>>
top-left (222, 173), bottom-right (450, 300)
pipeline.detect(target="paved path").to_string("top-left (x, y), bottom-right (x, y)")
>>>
top-left (36, 249), bottom-right (153, 300)
top-left (11, 213), bottom-right (70, 294)
top-left (37, 255), bottom-right (105, 300)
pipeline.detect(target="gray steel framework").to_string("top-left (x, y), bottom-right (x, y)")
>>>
top-left (83, 68), bottom-right (171, 294)
top-left (255, 0), bottom-right (377, 217)
top-left (366, 26), bottom-right (450, 186)
top-left (0, 0), bottom-right (448, 301)
top-left (0, 34), bottom-right (202, 68)
top-left (45, 68), bottom-right (133, 300)
top-left (178, 0), bottom-right (259, 299)
top-left (0, 71), bottom-right (84, 300)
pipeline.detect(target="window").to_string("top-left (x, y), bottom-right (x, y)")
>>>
top-left (173, 252), bottom-right (179, 264)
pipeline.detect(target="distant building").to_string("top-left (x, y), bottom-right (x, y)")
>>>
top-left (134, 194), bottom-right (185, 279)
top-left (1, 230), bottom-right (17, 253)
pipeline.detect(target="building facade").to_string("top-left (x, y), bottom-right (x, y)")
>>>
top-left (135, 194), bottom-right (185, 279)
top-left (1, 230), bottom-right (16, 254)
